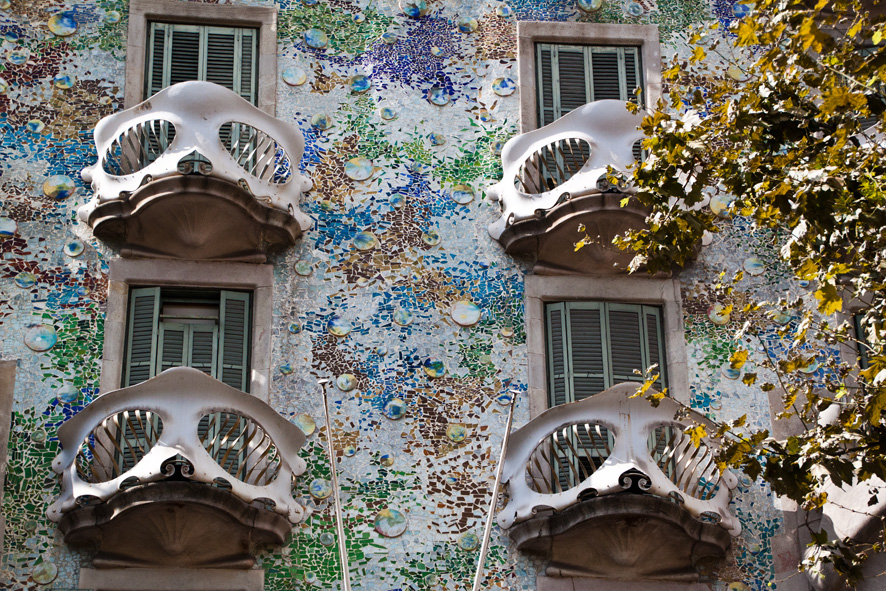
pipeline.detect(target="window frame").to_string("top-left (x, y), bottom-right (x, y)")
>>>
top-left (545, 301), bottom-right (667, 408)
top-left (122, 287), bottom-right (252, 391)
top-left (102, 259), bottom-right (274, 402)
top-left (516, 21), bottom-right (662, 133)
top-left (524, 275), bottom-right (689, 420)
top-left (125, 0), bottom-right (277, 115)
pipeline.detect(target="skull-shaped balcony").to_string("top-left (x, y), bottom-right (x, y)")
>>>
top-left (78, 81), bottom-right (313, 262)
top-left (47, 368), bottom-right (309, 569)
top-left (488, 100), bottom-right (649, 275)
top-left (498, 383), bottom-right (739, 582)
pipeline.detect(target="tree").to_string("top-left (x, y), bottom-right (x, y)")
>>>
top-left (615, 0), bottom-right (886, 584)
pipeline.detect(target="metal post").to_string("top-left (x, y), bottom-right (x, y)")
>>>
top-left (320, 380), bottom-right (351, 591)
top-left (471, 391), bottom-right (518, 591)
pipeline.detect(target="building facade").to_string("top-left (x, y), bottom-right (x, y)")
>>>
top-left (0, 0), bottom-right (841, 590)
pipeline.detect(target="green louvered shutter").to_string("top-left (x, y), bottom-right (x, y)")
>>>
top-left (537, 45), bottom-right (556, 127)
top-left (566, 304), bottom-right (607, 401)
top-left (546, 303), bottom-right (570, 407)
top-left (547, 302), bottom-right (666, 404)
top-left (124, 287), bottom-right (160, 387)
top-left (536, 44), bottom-right (643, 126)
top-left (157, 322), bottom-right (188, 374)
top-left (644, 307), bottom-right (666, 390)
top-left (218, 291), bottom-right (251, 392)
top-left (145, 23), bottom-right (257, 103)
top-left (189, 325), bottom-right (219, 377)
top-left (606, 304), bottom-right (646, 385)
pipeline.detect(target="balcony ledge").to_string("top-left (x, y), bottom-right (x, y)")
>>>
top-left (48, 368), bottom-right (310, 568)
top-left (84, 175), bottom-right (302, 262)
top-left (497, 383), bottom-right (739, 579)
top-left (59, 481), bottom-right (291, 569)
top-left (496, 192), bottom-right (652, 275)
top-left (487, 100), bottom-right (646, 275)
top-left (510, 494), bottom-right (731, 582)
top-left (78, 81), bottom-right (313, 262)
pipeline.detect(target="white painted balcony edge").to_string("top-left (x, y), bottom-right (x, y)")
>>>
top-left (78, 81), bottom-right (313, 230)
top-left (47, 367), bottom-right (309, 524)
top-left (487, 100), bottom-right (644, 241)
top-left (497, 382), bottom-right (741, 536)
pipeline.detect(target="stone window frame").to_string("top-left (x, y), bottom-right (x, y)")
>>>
top-left (524, 275), bottom-right (690, 419)
top-left (101, 259), bottom-right (274, 403)
top-left (125, 0), bottom-right (278, 115)
top-left (516, 21), bottom-right (663, 133)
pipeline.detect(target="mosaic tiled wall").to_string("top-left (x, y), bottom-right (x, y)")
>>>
top-left (0, 1), bottom-right (816, 590)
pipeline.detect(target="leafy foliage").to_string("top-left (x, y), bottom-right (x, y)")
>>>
top-left (618, 0), bottom-right (886, 583)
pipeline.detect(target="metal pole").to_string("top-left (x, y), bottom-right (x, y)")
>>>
top-left (320, 380), bottom-right (351, 591)
top-left (471, 391), bottom-right (518, 591)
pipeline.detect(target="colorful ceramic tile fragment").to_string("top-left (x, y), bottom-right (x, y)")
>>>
top-left (282, 66), bottom-right (308, 86)
top-left (328, 316), bottom-right (354, 337)
top-left (353, 231), bottom-right (379, 251)
top-left (43, 175), bottom-right (76, 199)
top-left (304, 29), bottom-right (328, 49)
top-left (392, 308), bottom-right (414, 326)
top-left (345, 157), bottom-right (375, 181)
top-left (24, 326), bottom-right (58, 352)
top-left (336, 373), bottom-right (357, 391)
top-left (383, 398), bottom-right (406, 420)
top-left (451, 301), bottom-right (481, 326)
top-left (492, 77), bottom-right (516, 96)
top-left (374, 508), bottom-right (408, 537)
top-left (48, 12), bottom-right (78, 37)
top-left (294, 413), bottom-right (316, 436)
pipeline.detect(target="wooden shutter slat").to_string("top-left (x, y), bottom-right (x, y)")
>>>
top-left (168, 29), bottom-right (201, 86)
top-left (206, 31), bottom-right (237, 92)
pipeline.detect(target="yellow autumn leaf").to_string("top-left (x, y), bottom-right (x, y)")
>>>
top-left (813, 283), bottom-right (842, 315)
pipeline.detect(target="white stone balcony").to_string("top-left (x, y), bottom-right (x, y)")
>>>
top-left (487, 100), bottom-right (648, 275)
top-left (78, 81), bottom-right (313, 262)
top-left (498, 383), bottom-right (739, 581)
top-left (47, 367), bottom-right (309, 569)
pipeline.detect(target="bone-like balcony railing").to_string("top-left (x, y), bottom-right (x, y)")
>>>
top-left (497, 383), bottom-right (741, 536)
top-left (77, 81), bottom-right (312, 230)
top-left (47, 367), bottom-right (309, 524)
top-left (487, 100), bottom-right (644, 241)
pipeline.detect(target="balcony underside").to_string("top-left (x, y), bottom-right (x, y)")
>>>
top-left (59, 481), bottom-right (291, 569)
top-left (85, 176), bottom-right (302, 263)
top-left (508, 494), bottom-right (731, 582)
top-left (497, 193), bottom-right (653, 276)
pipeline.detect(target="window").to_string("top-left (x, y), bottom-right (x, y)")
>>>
top-left (545, 302), bottom-right (665, 407)
top-left (145, 22), bottom-right (258, 104)
top-left (516, 22), bottom-right (662, 133)
top-left (536, 44), bottom-right (643, 128)
top-left (125, 0), bottom-right (277, 114)
top-left (124, 287), bottom-right (252, 391)
top-left (100, 259), bottom-right (273, 402)
top-left (545, 301), bottom-right (668, 485)
top-left (524, 275), bottom-right (689, 418)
